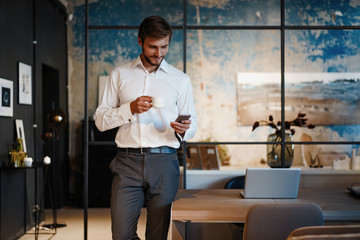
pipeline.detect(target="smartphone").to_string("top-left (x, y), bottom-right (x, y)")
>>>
top-left (175, 114), bottom-right (191, 123)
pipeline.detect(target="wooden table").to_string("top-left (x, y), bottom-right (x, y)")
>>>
top-left (171, 189), bottom-right (360, 240)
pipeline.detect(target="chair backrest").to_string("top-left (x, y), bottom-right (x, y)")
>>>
top-left (224, 176), bottom-right (245, 189)
top-left (288, 233), bottom-right (360, 240)
top-left (243, 202), bottom-right (324, 240)
top-left (287, 225), bottom-right (360, 240)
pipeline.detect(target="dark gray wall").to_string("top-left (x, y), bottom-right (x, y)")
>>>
top-left (0, 0), bottom-right (68, 239)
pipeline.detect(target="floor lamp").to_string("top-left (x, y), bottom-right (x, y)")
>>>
top-left (43, 106), bottom-right (67, 229)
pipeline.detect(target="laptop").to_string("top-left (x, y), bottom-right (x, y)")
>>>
top-left (239, 168), bottom-right (301, 199)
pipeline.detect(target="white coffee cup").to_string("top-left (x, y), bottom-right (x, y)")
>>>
top-left (152, 96), bottom-right (165, 109)
top-left (24, 157), bottom-right (33, 167)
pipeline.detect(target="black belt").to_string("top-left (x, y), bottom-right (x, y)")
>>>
top-left (118, 146), bottom-right (177, 154)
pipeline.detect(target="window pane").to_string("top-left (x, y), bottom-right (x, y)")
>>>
top-left (285, 30), bottom-right (360, 142)
top-left (186, 0), bottom-right (280, 26)
top-left (88, 0), bottom-right (183, 26)
top-left (187, 30), bottom-right (280, 142)
top-left (285, 0), bottom-right (360, 26)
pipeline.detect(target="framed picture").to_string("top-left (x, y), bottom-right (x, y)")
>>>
top-left (186, 145), bottom-right (203, 170)
top-left (199, 145), bottom-right (220, 170)
top-left (0, 78), bottom-right (13, 117)
top-left (15, 119), bottom-right (27, 153)
top-left (18, 62), bottom-right (32, 105)
top-left (185, 145), bottom-right (221, 170)
top-left (236, 72), bottom-right (360, 125)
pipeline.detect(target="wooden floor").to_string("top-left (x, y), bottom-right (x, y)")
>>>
top-left (19, 207), bottom-right (147, 240)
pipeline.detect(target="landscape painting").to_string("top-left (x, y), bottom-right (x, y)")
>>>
top-left (237, 72), bottom-right (360, 125)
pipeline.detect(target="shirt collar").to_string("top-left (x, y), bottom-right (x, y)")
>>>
top-left (131, 55), bottom-right (169, 74)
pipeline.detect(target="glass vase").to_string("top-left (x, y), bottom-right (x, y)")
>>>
top-left (267, 132), bottom-right (294, 168)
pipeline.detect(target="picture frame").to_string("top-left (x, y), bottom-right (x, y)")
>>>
top-left (199, 145), bottom-right (220, 170)
top-left (15, 119), bottom-right (27, 153)
top-left (236, 72), bottom-right (360, 125)
top-left (18, 62), bottom-right (32, 105)
top-left (0, 78), bottom-right (13, 117)
top-left (185, 145), bottom-right (221, 170)
top-left (186, 145), bottom-right (203, 170)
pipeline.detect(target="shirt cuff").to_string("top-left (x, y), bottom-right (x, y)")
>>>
top-left (119, 102), bottom-right (136, 124)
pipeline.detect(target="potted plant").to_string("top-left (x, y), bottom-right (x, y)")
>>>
top-left (252, 113), bottom-right (315, 168)
top-left (9, 138), bottom-right (27, 167)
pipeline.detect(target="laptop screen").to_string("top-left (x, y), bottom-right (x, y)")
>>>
top-left (241, 168), bottom-right (301, 199)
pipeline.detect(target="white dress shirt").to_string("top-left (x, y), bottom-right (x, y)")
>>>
top-left (95, 56), bottom-right (197, 149)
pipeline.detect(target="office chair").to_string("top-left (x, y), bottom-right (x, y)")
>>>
top-left (224, 176), bottom-right (245, 189)
top-left (224, 176), bottom-right (246, 233)
top-left (243, 202), bottom-right (324, 240)
top-left (287, 225), bottom-right (360, 240)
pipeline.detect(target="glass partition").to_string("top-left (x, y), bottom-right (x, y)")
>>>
top-left (186, 29), bottom-right (281, 143)
top-left (65, 0), bottom-right (360, 238)
top-left (67, 3), bottom-right (360, 225)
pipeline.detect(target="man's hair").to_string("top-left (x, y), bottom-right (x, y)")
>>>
top-left (138, 16), bottom-right (172, 42)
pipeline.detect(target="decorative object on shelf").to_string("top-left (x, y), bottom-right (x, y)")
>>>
top-left (0, 78), bottom-right (13, 117)
top-left (352, 156), bottom-right (360, 170)
top-left (9, 138), bottom-right (27, 167)
top-left (217, 144), bottom-right (231, 166)
top-left (351, 149), bottom-right (360, 170)
top-left (18, 62), bottom-right (32, 105)
top-left (252, 113), bottom-right (315, 168)
top-left (333, 156), bottom-right (351, 170)
top-left (24, 157), bottom-right (33, 167)
top-left (43, 156), bottom-right (51, 165)
top-left (267, 132), bottom-right (294, 168)
top-left (15, 119), bottom-right (27, 153)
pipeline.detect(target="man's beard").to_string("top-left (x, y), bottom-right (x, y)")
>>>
top-left (142, 46), bottom-right (163, 67)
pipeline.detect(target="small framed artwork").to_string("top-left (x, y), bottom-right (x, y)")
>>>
top-left (18, 62), bottom-right (32, 105)
top-left (15, 119), bottom-right (27, 153)
top-left (185, 145), bottom-right (203, 170)
top-left (199, 145), bottom-right (220, 170)
top-left (0, 78), bottom-right (13, 117)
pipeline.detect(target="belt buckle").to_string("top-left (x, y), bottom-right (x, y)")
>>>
top-left (140, 147), bottom-right (150, 154)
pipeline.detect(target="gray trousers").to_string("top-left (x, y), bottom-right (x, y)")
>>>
top-left (109, 150), bottom-right (180, 240)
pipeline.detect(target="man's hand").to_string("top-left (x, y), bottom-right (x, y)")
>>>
top-left (130, 96), bottom-right (152, 114)
top-left (170, 119), bottom-right (191, 138)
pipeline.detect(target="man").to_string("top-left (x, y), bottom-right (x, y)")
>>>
top-left (95, 16), bottom-right (197, 240)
